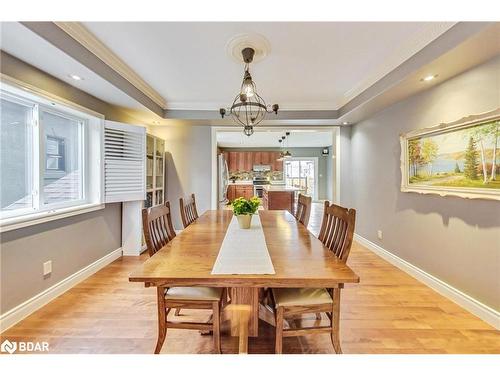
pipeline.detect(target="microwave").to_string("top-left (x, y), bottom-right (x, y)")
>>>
top-left (252, 164), bottom-right (271, 172)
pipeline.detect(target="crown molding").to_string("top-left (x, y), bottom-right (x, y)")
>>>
top-left (164, 108), bottom-right (339, 120)
top-left (167, 101), bottom-right (341, 111)
top-left (338, 22), bottom-right (496, 119)
top-left (339, 22), bottom-right (457, 107)
top-left (54, 22), bottom-right (167, 110)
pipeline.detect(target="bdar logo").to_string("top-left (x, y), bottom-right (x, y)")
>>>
top-left (1, 339), bottom-right (17, 354)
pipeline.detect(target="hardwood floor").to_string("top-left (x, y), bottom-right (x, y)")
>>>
top-left (1, 203), bottom-right (499, 354)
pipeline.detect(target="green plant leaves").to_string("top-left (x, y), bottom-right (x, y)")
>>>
top-left (232, 197), bottom-right (260, 215)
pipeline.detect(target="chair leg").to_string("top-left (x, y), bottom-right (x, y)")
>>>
top-left (154, 287), bottom-right (167, 354)
top-left (174, 308), bottom-right (181, 316)
top-left (275, 306), bottom-right (284, 354)
top-left (213, 301), bottom-right (222, 354)
top-left (221, 288), bottom-right (229, 309)
top-left (331, 288), bottom-right (342, 354)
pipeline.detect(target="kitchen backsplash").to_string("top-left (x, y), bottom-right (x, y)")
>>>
top-left (229, 170), bottom-right (284, 181)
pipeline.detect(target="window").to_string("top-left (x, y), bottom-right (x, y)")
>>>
top-left (46, 136), bottom-right (65, 171)
top-left (284, 158), bottom-right (318, 200)
top-left (41, 110), bottom-right (84, 205)
top-left (0, 82), bottom-right (104, 231)
top-left (0, 94), bottom-right (34, 214)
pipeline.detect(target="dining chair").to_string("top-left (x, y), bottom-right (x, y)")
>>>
top-left (293, 193), bottom-right (312, 227)
top-left (271, 201), bottom-right (356, 354)
top-left (261, 193), bottom-right (313, 307)
top-left (180, 193), bottom-right (199, 228)
top-left (142, 201), bottom-right (224, 354)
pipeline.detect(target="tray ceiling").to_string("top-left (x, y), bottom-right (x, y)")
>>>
top-left (82, 22), bottom-right (455, 110)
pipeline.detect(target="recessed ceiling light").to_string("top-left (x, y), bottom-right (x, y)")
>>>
top-left (421, 74), bottom-right (438, 82)
top-left (68, 74), bottom-right (83, 81)
top-left (152, 121), bottom-right (160, 125)
top-left (342, 121), bottom-right (349, 125)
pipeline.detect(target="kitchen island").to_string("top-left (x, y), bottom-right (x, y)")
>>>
top-left (262, 185), bottom-right (301, 211)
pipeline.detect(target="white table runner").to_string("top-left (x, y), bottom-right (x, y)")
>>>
top-left (211, 213), bottom-right (275, 275)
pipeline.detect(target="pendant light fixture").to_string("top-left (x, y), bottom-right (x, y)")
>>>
top-left (219, 47), bottom-right (279, 136)
top-left (277, 137), bottom-right (284, 161)
top-left (283, 131), bottom-right (292, 158)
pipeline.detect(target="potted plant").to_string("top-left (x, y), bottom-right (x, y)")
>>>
top-left (232, 197), bottom-right (260, 229)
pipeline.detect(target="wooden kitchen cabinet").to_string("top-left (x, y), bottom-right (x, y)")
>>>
top-left (228, 152), bottom-right (237, 171)
top-left (226, 151), bottom-right (283, 172)
top-left (244, 152), bottom-right (253, 171)
top-left (227, 184), bottom-right (254, 201)
top-left (271, 152), bottom-right (283, 171)
top-left (227, 185), bottom-right (235, 202)
top-left (235, 185), bottom-right (254, 200)
top-left (253, 152), bottom-right (262, 165)
top-left (260, 151), bottom-right (270, 164)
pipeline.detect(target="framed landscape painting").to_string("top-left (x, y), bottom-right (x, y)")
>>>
top-left (400, 108), bottom-right (500, 201)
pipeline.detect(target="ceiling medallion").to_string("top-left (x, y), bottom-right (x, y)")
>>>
top-left (219, 47), bottom-right (279, 136)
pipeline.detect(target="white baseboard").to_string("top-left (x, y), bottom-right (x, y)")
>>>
top-left (354, 234), bottom-right (500, 330)
top-left (0, 247), bottom-right (123, 333)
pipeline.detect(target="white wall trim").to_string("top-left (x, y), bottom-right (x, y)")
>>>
top-left (333, 126), bottom-right (341, 204)
top-left (354, 234), bottom-right (499, 330)
top-left (54, 22), bottom-right (167, 110)
top-left (0, 247), bottom-right (123, 333)
top-left (211, 126), bottom-right (341, 209)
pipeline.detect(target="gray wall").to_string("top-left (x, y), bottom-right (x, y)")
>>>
top-left (221, 147), bottom-right (331, 200)
top-left (0, 51), bottom-right (142, 124)
top-left (148, 124), bottom-right (212, 230)
top-left (1, 203), bottom-right (122, 313)
top-left (0, 53), bottom-right (132, 315)
top-left (348, 56), bottom-right (500, 310)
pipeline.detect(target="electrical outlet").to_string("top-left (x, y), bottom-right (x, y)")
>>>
top-left (43, 261), bottom-right (52, 276)
top-left (377, 230), bottom-right (383, 240)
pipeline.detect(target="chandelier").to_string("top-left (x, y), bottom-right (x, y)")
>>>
top-left (219, 47), bottom-right (279, 136)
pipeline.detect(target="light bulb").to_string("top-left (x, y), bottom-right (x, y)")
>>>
top-left (241, 80), bottom-right (255, 98)
top-left (241, 70), bottom-right (255, 98)
top-left (244, 125), bottom-right (254, 137)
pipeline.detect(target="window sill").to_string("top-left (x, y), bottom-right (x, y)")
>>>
top-left (0, 202), bottom-right (105, 233)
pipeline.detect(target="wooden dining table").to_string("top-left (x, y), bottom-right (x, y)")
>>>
top-left (129, 209), bottom-right (360, 352)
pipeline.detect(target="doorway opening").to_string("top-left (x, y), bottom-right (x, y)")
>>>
top-left (211, 126), bottom-right (340, 209)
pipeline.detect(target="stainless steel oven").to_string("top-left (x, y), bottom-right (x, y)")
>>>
top-left (253, 177), bottom-right (269, 198)
top-left (254, 185), bottom-right (264, 198)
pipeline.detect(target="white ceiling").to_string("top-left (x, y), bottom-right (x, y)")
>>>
top-left (0, 22), bottom-right (147, 110)
top-left (83, 22), bottom-right (455, 110)
top-left (217, 129), bottom-right (333, 148)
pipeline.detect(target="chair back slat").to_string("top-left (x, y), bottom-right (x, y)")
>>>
top-left (294, 193), bottom-right (312, 227)
top-left (180, 193), bottom-right (199, 228)
top-left (142, 201), bottom-right (176, 257)
top-left (318, 201), bottom-right (356, 263)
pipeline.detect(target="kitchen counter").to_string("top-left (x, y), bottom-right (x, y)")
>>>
top-left (228, 180), bottom-right (253, 185)
top-left (262, 185), bottom-right (301, 192)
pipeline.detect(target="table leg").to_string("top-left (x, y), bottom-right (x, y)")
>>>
top-left (229, 287), bottom-right (259, 337)
top-left (331, 287), bottom-right (342, 354)
top-left (154, 286), bottom-right (167, 354)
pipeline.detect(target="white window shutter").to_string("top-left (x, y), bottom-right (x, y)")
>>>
top-left (104, 120), bottom-right (146, 203)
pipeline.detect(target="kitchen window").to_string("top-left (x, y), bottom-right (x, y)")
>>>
top-left (284, 158), bottom-right (318, 200)
top-left (0, 81), bottom-right (104, 232)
